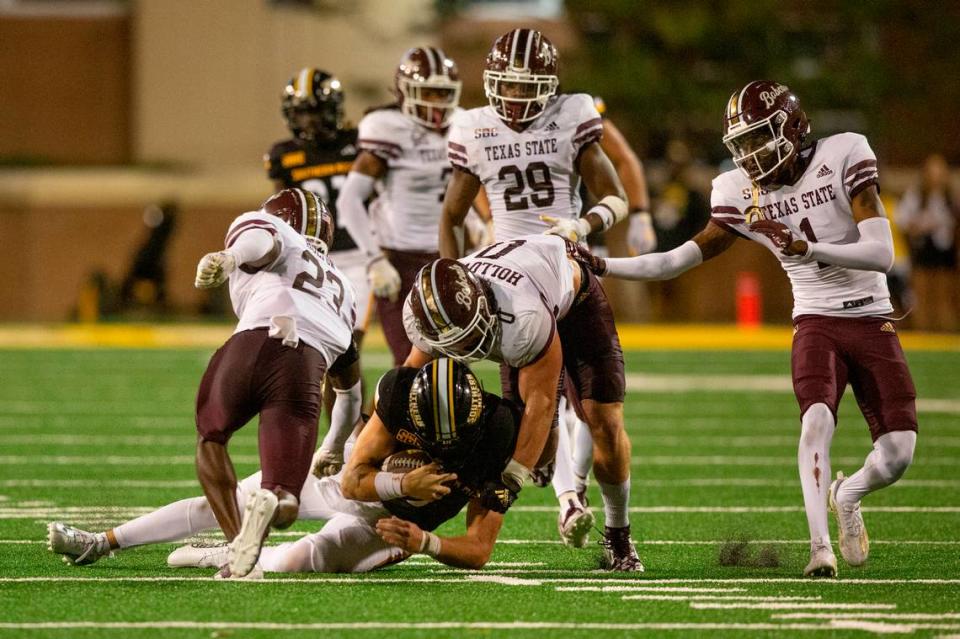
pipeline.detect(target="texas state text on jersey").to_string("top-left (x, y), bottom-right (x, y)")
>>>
top-left (709, 132), bottom-right (891, 318)
top-left (447, 94), bottom-right (603, 240)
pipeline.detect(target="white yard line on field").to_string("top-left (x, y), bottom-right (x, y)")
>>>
top-left (690, 602), bottom-right (897, 610)
top-left (621, 595), bottom-right (826, 602)
top-left (556, 586), bottom-right (749, 593)
top-left (774, 613), bottom-right (960, 620)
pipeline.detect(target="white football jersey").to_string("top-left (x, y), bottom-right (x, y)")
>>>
top-left (358, 108), bottom-right (458, 252)
top-left (226, 211), bottom-right (357, 364)
top-left (403, 234), bottom-right (576, 368)
top-left (447, 94), bottom-right (603, 240)
top-left (710, 133), bottom-right (892, 318)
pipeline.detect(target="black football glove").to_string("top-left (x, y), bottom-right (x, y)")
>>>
top-left (478, 480), bottom-right (518, 514)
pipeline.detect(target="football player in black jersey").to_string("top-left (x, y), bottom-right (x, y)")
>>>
top-left (264, 68), bottom-right (368, 477)
top-left (50, 360), bottom-right (521, 573)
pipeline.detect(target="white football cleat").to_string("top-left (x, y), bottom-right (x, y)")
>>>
top-left (829, 471), bottom-right (869, 567)
top-left (557, 501), bottom-right (594, 548)
top-left (803, 541), bottom-right (838, 578)
top-left (228, 489), bottom-right (278, 578)
top-left (167, 541), bottom-right (229, 568)
top-left (47, 522), bottom-right (111, 566)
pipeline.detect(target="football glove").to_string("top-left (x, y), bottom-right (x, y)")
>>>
top-left (540, 215), bottom-right (591, 243)
top-left (367, 254), bottom-right (402, 302)
top-left (310, 447), bottom-right (343, 478)
top-left (565, 241), bottom-right (608, 276)
top-left (194, 251), bottom-right (237, 289)
top-left (627, 212), bottom-right (657, 256)
top-left (500, 457), bottom-right (530, 493)
top-left (478, 480), bottom-right (518, 514)
top-left (749, 219), bottom-right (808, 256)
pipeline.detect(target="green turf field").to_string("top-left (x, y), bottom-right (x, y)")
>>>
top-left (1, 345), bottom-right (958, 637)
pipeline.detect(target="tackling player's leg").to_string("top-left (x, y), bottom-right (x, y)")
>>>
top-left (551, 401), bottom-right (594, 548)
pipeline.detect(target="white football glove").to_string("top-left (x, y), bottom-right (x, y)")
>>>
top-left (311, 447), bottom-right (344, 478)
top-left (194, 251), bottom-right (237, 289)
top-left (540, 215), bottom-right (591, 243)
top-left (501, 457), bottom-right (531, 493)
top-left (367, 254), bottom-right (401, 302)
top-left (627, 212), bottom-right (657, 256)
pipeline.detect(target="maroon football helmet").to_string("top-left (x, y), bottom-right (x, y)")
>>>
top-left (395, 47), bottom-right (462, 130)
top-left (483, 28), bottom-right (559, 124)
top-left (409, 259), bottom-right (500, 362)
top-left (261, 188), bottom-right (334, 254)
top-left (722, 80), bottom-right (810, 186)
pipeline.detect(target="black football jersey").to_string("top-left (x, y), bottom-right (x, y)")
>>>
top-left (264, 129), bottom-right (359, 253)
top-left (374, 367), bottom-right (519, 531)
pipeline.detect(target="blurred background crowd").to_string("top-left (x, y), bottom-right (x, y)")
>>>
top-left (1, 0), bottom-right (957, 330)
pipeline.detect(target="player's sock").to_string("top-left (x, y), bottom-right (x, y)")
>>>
top-left (572, 413), bottom-right (593, 496)
top-left (836, 430), bottom-right (916, 504)
top-left (111, 496), bottom-right (218, 549)
top-left (597, 478), bottom-right (630, 528)
top-left (551, 414), bottom-right (577, 500)
top-left (798, 403), bottom-right (835, 546)
top-left (321, 380), bottom-right (363, 455)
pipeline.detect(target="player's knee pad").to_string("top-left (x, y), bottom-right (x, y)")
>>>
top-left (799, 403), bottom-right (835, 448)
top-left (876, 430), bottom-right (916, 483)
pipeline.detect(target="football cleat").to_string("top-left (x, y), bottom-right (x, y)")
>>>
top-left (558, 501), bottom-right (594, 548)
top-left (803, 541), bottom-right (838, 578)
top-left (47, 522), bottom-right (111, 566)
top-left (600, 526), bottom-right (644, 572)
top-left (829, 471), bottom-right (869, 567)
top-left (227, 489), bottom-right (278, 578)
top-left (167, 541), bottom-right (229, 568)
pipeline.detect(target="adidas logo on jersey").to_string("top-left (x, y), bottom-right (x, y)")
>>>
top-left (816, 164), bottom-right (834, 178)
top-left (880, 321), bottom-right (896, 334)
top-left (545, 121), bottom-right (560, 131)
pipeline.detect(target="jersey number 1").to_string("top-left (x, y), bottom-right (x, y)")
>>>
top-left (798, 218), bottom-right (828, 270)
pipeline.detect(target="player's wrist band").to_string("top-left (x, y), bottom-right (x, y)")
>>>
top-left (418, 531), bottom-right (442, 557)
top-left (587, 195), bottom-right (628, 232)
top-left (374, 472), bottom-right (405, 501)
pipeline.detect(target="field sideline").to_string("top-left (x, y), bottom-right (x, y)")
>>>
top-left (0, 324), bottom-right (958, 638)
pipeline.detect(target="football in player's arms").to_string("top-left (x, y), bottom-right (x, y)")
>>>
top-left (49, 359), bottom-right (521, 574)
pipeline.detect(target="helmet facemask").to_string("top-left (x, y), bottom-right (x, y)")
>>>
top-left (724, 110), bottom-right (799, 185)
top-left (483, 70), bottom-right (558, 124)
top-left (423, 292), bottom-right (501, 363)
top-left (399, 78), bottom-right (462, 130)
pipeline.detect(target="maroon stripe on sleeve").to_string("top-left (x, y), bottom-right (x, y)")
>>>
top-left (844, 168), bottom-right (879, 186)
top-left (224, 220), bottom-right (277, 248)
top-left (711, 206), bottom-right (742, 216)
top-left (712, 216), bottom-right (743, 225)
top-left (575, 118), bottom-right (603, 134)
top-left (448, 141), bottom-right (467, 153)
top-left (359, 138), bottom-right (402, 152)
top-left (709, 218), bottom-right (749, 240)
top-left (573, 130), bottom-right (602, 148)
top-left (448, 152), bottom-right (469, 165)
top-left (843, 159), bottom-right (877, 179)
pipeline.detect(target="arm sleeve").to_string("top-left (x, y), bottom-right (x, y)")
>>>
top-left (447, 115), bottom-right (478, 177)
top-left (358, 112), bottom-right (403, 162)
top-left (805, 216), bottom-right (894, 273)
top-left (224, 213), bottom-right (282, 265)
top-left (571, 94), bottom-right (604, 155)
top-left (336, 171), bottom-right (379, 257)
top-left (602, 240), bottom-right (703, 281)
top-left (841, 134), bottom-right (880, 200)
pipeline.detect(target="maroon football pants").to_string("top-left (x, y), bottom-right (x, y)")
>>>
top-left (195, 328), bottom-right (326, 496)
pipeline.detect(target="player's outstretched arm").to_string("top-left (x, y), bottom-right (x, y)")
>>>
top-left (194, 227), bottom-right (279, 289)
top-left (505, 332), bottom-right (563, 491)
top-left (375, 500), bottom-right (504, 570)
top-left (439, 168), bottom-right (481, 258)
top-left (593, 221), bottom-right (735, 281)
top-left (749, 186), bottom-right (893, 272)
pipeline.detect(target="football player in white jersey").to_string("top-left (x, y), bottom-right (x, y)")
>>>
top-left (437, 28), bottom-right (634, 549)
top-left (157, 189), bottom-right (356, 578)
top-left (578, 81), bottom-right (918, 578)
top-left (48, 360), bottom-right (522, 575)
top-left (400, 234), bottom-right (644, 571)
top-left (337, 47), bottom-right (462, 366)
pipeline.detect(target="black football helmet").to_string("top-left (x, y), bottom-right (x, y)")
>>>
top-left (282, 68), bottom-right (345, 142)
top-left (407, 358), bottom-right (485, 468)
